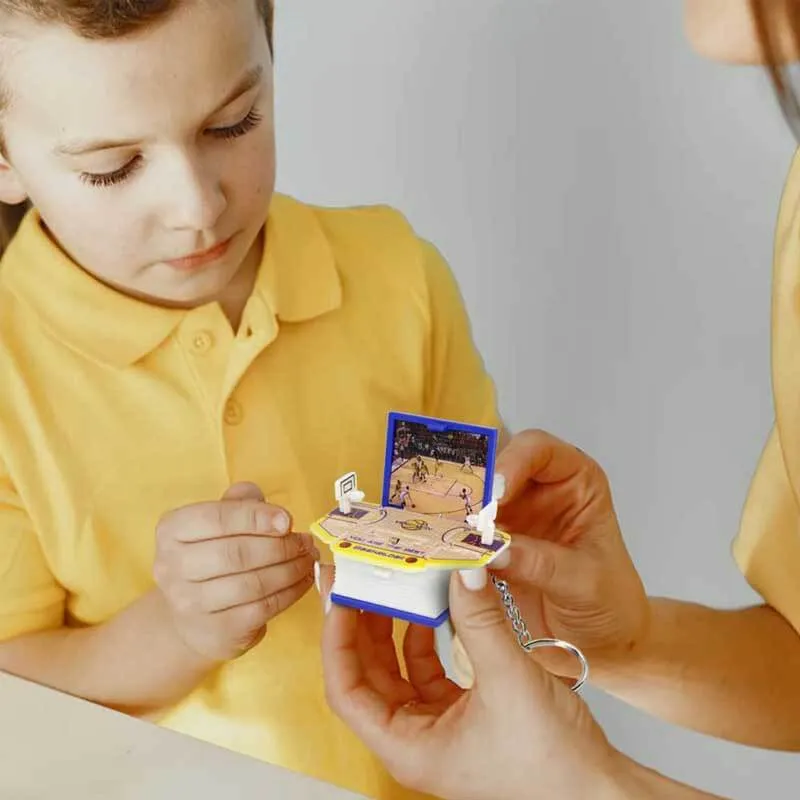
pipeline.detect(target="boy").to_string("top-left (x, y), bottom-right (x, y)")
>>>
top-left (0, 2), bottom-right (500, 798)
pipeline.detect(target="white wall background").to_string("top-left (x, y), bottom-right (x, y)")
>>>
top-left (272, 1), bottom-right (800, 796)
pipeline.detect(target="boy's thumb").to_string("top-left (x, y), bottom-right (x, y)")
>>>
top-left (448, 568), bottom-right (526, 684)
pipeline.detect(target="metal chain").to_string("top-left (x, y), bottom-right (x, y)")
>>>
top-left (492, 575), bottom-right (589, 693)
top-left (492, 575), bottom-right (533, 647)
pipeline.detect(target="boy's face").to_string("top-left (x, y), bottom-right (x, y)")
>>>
top-left (0, 0), bottom-right (275, 309)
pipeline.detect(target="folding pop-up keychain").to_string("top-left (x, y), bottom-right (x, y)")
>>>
top-left (310, 411), bottom-right (588, 692)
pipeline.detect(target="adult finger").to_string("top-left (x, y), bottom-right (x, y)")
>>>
top-left (403, 624), bottom-right (461, 707)
top-left (322, 604), bottom-right (397, 740)
top-left (491, 536), bottom-right (588, 601)
top-left (178, 532), bottom-right (318, 581)
top-left (361, 613), bottom-right (404, 680)
top-left (192, 554), bottom-right (316, 612)
top-left (323, 607), bottom-right (441, 789)
top-left (357, 613), bottom-right (418, 706)
top-left (495, 429), bottom-right (600, 505)
top-left (315, 566), bottom-right (413, 696)
top-left (449, 568), bottom-right (541, 703)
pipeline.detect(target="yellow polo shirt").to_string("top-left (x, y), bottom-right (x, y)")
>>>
top-left (0, 193), bottom-right (500, 799)
top-left (733, 147), bottom-right (800, 630)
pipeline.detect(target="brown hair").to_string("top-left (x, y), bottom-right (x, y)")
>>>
top-left (749, 0), bottom-right (800, 139)
top-left (0, 0), bottom-right (274, 254)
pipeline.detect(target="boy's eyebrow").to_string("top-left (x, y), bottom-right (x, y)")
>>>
top-left (54, 65), bottom-right (264, 157)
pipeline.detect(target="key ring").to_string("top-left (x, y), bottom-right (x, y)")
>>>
top-left (492, 576), bottom-right (589, 693)
top-left (522, 637), bottom-right (589, 693)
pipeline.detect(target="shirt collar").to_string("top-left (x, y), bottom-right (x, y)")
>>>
top-left (1, 192), bottom-right (342, 368)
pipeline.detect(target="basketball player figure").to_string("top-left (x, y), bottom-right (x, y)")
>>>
top-left (460, 455), bottom-right (473, 474)
top-left (460, 487), bottom-right (473, 521)
top-left (390, 479), bottom-right (402, 503)
top-left (412, 461), bottom-right (421, 484)
top-left (433, 453), bottom-right (442, 477)
top-left (419, 459), bottom-right (429, 482)
top-left (399, 485), bottom-right (415, 509)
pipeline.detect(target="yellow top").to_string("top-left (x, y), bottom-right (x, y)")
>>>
top-left (733, 148), bottom-right (800, 630)
top-left (0, 193), bottom-right (500, 799)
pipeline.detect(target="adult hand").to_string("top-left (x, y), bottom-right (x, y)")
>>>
top-left (319, 565), bottom-right (627, 800)
top-left (488, 429), bottom-right (650, 678)
top-left (153, 482), bottom-right (318, 661)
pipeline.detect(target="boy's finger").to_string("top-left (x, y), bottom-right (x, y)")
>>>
top-left (197, 555), bottom-right (316, 612)
top-left (180, 532), bottom-right (317, 580)
top-left (158, 499), bottom-right (292, 544)
top-left (220, 482), bottom-right (265, 502)
top-left (214, 571), bottom-right (315, 629)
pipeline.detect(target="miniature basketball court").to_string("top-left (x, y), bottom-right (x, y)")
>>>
top-left (311, 500), bottom-right (507, 571)
top-left (309, 412), bottom-right (507, 626)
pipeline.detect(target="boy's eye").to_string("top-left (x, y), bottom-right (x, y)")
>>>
top-left (78, 108), bottom-right (263, 189)
top-left (207, 108), bottom-right (263, 140)
top-left (79, 154), bottom-right (143, 188)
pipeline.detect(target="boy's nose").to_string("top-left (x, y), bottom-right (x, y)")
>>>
top-left (162, 159), bottom-right (226, 232)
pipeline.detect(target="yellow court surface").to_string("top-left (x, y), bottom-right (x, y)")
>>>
top-left (387, 456), bottom-right (486, 520)
top-left (310, 501), bottom-right (509, 570)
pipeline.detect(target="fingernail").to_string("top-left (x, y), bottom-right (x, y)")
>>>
top-left (492, 548), bottom-right (511, 569)
top-left (313, 561), bottom-right (321, 593)
top-left (459, 567), bottom-right (487, 591)
top-left (274, 513), bottom-right (289, 534)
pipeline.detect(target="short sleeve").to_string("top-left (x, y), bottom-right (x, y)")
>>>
top-left (0, 464), bottom-right (65, 641)
top-left (732, 425), bottom-right (800, 632)
top-left (419, 240), bottom-right (503, 431)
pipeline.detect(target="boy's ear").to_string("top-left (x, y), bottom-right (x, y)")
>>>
top-left (0, 154), bottom-right (28, 205)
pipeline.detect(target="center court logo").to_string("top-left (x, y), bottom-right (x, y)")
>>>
top-left (397, 518), bottom-right (431, 531)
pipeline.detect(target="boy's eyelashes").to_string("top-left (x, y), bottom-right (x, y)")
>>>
top-left (210, 108), bottom-right (263, 141)
top-left (81, 155), bottom-right (144, 188)
top-left (78, 107), bottom-right (264, 189)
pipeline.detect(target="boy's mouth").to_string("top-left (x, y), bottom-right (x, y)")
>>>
top-left (165, 236), bottom-right (233, 271)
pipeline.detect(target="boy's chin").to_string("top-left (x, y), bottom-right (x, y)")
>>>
top-left (127, 261), bottom-right (240, 308)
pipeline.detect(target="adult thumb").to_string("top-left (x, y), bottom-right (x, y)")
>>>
top-left (448, 568), bottom-right (527, 689)
top-left (221, 481), bottom-right (266, 502)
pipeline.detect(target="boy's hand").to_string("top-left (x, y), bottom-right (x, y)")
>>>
top-left (490, 430), bottom-right (650, 676)
top-left (153, 482), bottom-right (319, 662)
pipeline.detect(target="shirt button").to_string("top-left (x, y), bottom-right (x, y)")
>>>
top-left (224, 398), bottom-right (244, 425)
top-left (191, 331), bottom-right (214, 354)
